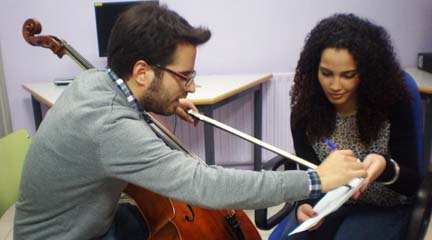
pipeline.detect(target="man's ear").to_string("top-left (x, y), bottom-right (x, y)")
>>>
top-left (132, 60), bottom-right (153, 86)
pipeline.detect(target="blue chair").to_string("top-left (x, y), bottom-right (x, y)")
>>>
top-left (404, 72), bottom-right (432, 240)
top-left (255, 72), bottom-right (432, 240)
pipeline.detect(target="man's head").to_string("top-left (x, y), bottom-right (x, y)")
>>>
top-left (107, 3), bottom-right (211, 115)
top-left (107, 3), bottom-right (211, 80)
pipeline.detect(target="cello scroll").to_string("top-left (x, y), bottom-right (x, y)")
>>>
top-left (22, 18), bottom-right (66, 58)
top-left (22, 18), bottom-right (94, 70)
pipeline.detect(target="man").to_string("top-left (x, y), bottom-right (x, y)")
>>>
top-left (14, 3), bottom-right (366, 239)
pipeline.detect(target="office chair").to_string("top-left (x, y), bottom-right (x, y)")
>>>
top-left (0, 129), bottom-right (30, 240)
top-left (255, 72), bottom-right (432, 240)
top-left (404, 72), bottom-right (432, 240)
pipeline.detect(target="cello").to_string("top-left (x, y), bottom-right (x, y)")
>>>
top-left (22, 18), bottom-right (261, 240)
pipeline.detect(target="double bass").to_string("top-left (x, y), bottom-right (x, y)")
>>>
top-left (22, 18), bottom-right (261, 240)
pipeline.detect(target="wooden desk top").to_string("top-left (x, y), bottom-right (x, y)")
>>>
top-left (189, 74), bottom-right (272, 105)
top-left (22, 83), bottom-right (64, 108)
top-left (405, 68), bottom-right (432, 94)
top-left (23, 73), bottom-right (273, 107)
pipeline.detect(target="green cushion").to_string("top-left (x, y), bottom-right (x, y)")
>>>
top-left (0, 129), bottom-right (31, 216)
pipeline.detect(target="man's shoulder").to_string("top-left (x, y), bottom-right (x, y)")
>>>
top-left (76, 68), bottom-right (109, 79)
top-left (73, 68), bottom-right (111, 88)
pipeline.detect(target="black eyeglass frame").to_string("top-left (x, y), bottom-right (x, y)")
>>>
top-left (153, 64), bottom-right (196, 87)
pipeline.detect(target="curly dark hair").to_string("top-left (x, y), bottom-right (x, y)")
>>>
top-left (290, 13), bottom-right (409, 145)
top-left (107, 3), bottom-right (211, 80)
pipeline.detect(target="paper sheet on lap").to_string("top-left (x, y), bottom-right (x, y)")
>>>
top-left (289, 177), bottom-right (364, 235)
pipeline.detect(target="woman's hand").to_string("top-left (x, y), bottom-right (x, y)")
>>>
top-left (352, 153), bottom-right (386, 200)
top-left (175, 98), bottom-right (199, 126)
top-left (316, 150), bottom-right (367, 193)
top-left (297, 204), bottom-right (324, 231)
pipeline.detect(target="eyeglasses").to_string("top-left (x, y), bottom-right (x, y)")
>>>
top-left (153, 64), bottom-right (196, 87)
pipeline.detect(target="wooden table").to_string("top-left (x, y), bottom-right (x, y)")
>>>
top-left (23, 73), bottom-right (272, 170)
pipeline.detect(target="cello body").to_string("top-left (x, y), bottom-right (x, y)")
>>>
top-left (22, 18), bottom-right (261, 240)
top-left (125, 184), bottom-right (260, 240)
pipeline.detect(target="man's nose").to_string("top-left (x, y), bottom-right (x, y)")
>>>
top-left (186, 79), bottom-right (196, 93)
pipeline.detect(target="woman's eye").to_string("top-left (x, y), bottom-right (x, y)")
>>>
top-left (343, 73), bottom-right (357, 79)
top-left (321, 70), bottom-right (332, 76)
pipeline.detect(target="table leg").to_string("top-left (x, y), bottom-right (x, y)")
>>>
top-left (31, 95), bottom-right (42, 130)
top-left (200, 105), bottom-right (216, 166)
top-left (197, 84), bottom-right (264, 169)
top-left (254, 86), bottom-right (263, 171)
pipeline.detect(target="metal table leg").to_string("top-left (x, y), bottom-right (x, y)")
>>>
top-left (254, 86), bottom-right (263, 170)
top-left (197, 84), bottom-right (264, 169)
top-left (200, 105), bottom-right (215, 166)
top-left (31, 95), bottom-right (42, 130)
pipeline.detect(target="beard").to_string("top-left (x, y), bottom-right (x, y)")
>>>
top-left (142, 75), bottom-right (178, 116)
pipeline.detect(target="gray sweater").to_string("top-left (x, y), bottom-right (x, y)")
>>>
top-left (14, 69), bottom-right (310, 239)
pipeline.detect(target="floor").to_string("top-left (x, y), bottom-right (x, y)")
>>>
top-left (0, 206), bottom-right (14, 240)
top-left (428, 223), bottom-right (432, 240)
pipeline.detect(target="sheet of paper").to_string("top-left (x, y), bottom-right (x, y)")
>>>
top-left (289, 177), bottom-right (364, 235)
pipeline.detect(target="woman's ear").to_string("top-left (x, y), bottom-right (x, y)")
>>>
top-left (132, 60), bottom-right (152, 86)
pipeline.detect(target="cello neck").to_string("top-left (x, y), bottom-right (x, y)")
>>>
top-left (62, 41), bottom-right (95, 70)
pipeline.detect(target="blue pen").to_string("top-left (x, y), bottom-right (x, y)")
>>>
top-left (325, 138), bottom-right (337, 151)
top-left (325, 138), bottom-right (353, 189)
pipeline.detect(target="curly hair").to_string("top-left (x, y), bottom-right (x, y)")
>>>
top-left (290, 13), bottom-right (409, 145)
top-left (107, 3), bottom-right (211, 80)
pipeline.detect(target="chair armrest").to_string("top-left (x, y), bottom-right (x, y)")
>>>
top-left (405, 171), bottom-right (432, 240)
top-left (255, 155), bottom-right (298, 230)
top-left (255, 202), bottom-right (295, 230)
top-left (262, 155), bottom-right (297, 171)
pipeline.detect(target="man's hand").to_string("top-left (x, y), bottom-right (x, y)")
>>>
top-left (296, 204), bottom-right (324, 231)
top-left (352, 153), bottom-right (386, 200)
top-left (315, 150), bottom-right (367, 193)
top-left (175, 98), bottom-right (199, 126)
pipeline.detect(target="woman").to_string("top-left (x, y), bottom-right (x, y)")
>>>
top-left (281, 13), bottom-right (421, 240)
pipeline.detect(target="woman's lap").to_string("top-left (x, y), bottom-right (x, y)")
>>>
top-left (280, 204), bottom-right (410, 240)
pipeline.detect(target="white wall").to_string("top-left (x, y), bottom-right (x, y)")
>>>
top-left (0, 0), bottom-right (431, 166)
top-left (168, 0), bottom-right (432, 73)
top-left (0, 43), bottom-right (12, 137)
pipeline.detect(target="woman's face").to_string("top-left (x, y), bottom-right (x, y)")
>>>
top-left (318, 48), bottom-right (361, 115)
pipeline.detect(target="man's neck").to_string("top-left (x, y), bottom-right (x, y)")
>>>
top-left (124, 78), bottom-right (143, 104)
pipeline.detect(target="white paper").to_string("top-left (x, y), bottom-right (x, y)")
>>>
top-left (289, 177), bottom-right (364, 235)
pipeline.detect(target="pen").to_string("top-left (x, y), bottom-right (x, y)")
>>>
top-left (325, 138), bottom-right (353, 190)
top-left (325, 138), bottom-right (337, 151)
